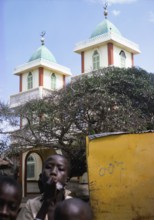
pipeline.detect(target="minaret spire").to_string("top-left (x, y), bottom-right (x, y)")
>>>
top-left (104, 1), bottom-right (108, 19)
top-left (40, 31), bottom-right (46, 45)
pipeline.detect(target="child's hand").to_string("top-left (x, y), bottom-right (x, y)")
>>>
top-left (43, 178), bottom-right (65, 203)
top-left (43, 177), bottom-right (57, 202)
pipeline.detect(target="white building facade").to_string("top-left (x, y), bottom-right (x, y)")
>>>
top-left (9, 35), bottom-right (72, 196)
top-left (9, 8), bottom-right (141, 194)
top-left (74, 12), bottom-right (140, 74)
top-left (10, 36), bottom-right (72, 109)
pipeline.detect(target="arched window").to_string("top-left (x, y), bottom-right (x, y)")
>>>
top-left (51, 73), bottom-right (56, 90)
top-left (93, 50), bottom-right (100, 70)
top-left (119, 50), bottom-right (126, 67)
top-left (27, 155), bottom-right (35, 179)
top-left (27, 72), bottom-right (33, 89)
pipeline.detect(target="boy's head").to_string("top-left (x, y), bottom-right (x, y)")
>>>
top-left (0, 175), bottom-right (22, 220)
top-left (54, 198), bottom-right (93, 220)
top-left (41, 154), bottom-right (70, 187)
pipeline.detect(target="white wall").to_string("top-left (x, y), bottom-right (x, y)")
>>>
top-left (22, 69), bottom-right (38, 92)
top-left (84, 44), bottom-right (133, 73)
top-left (43, 69), bottom-right (63, 90)
top-left (114, 45), bottom-right (132, 68)
top-left (84, 45), bottom-right (108, 73)
top-left (21, 68), bottom-right (64, 92)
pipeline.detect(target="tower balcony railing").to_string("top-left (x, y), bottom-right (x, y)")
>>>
top-left (74, 31), bottom-right (140, 53)
top-left (10, 87), bottom-right (52, 108)
top-left (14, 58), bottom-right (71, 76)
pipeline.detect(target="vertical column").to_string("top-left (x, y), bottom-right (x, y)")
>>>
top-left (107, 43), bottom-right (114, 66)
top-left (39, 67), bottom-right (44, 86)
top-left (131, 53), bottom-right (134, 67)
top-left (81, 51), bottom-right (84, 73)
top-left (19, 153), bottom-right (23, 189)
top-left (24, 154), bottom-right (28, 197)
top-left (63, 75), bottom-right (66, 88)
top-left (19, 75), bottom-right (22, 92)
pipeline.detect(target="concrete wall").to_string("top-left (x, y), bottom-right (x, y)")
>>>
top-left (114, 45), bottom-right (132, 68)
top-left (21, 68), bottom-right (63, 92)
top-left (84, 45), bottom-right (108, 73)
top-left (43, 69), bottom-right (63, 90)
top-left (83, 44), bottom-right (133, 73)
top-left (86, 132), bottom-right (154, 220)
top-left (22, 70), bottom-right (38, 91)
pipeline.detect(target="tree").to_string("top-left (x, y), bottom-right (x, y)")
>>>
top-left (6, 67), bottom-right (154, 176)
top-left (0, 101), bottom-right (14, 154)
top-left (58, 67), bottom-right (154, 134)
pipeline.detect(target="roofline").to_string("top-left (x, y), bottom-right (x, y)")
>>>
top-left (88, 130), bottom-right (154, 140)
top-left (74, 32), bottom-right (141, 54)
top-left (13, 58), bottom-right (72, 76)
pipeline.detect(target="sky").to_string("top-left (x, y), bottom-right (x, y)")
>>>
top-left (1, 0), bottom-right (154, 103)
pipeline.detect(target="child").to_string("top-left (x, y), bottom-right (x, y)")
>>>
top-left (54, 198), bottom-right (93, 220)
top-left (0, 175), bottom-right (22, 220)
top-left (17, 154), bottom-right (71, 220)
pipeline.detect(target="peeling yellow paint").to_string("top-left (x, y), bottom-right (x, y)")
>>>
top-left (86, 132), bottom-right (154, 220)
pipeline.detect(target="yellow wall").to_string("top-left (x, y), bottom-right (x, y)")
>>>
top-left (86, 132), bottom-right (154, 220)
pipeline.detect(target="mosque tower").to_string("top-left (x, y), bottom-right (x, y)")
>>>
top-left (74, 3), bottom-right (141, 74)
top-left (9, 33), bottom-right (72, 197)
top-left (10, 33), bottom-right (72, 108)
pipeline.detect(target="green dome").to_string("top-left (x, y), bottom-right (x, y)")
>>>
top-left (90, 19), bottom-right (122, 38)
top-left (28, 45), bottom-right (56, 63)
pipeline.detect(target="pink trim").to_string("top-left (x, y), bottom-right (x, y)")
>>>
top-left (81, 51), bottom-right (84, 73)
top-left (63, 75), bottom-right (66, 88)
top-left (19, 75), bottom-right (22, 92)
top-left (107, 43), bottom-right (114, 66)
top-left (39, 67), bottom-right (44, 86)
top-left (131, 53), bottom-right (134, 67)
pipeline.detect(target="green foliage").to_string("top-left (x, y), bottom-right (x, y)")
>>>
top-left (60, 67), bottom-right (154, 134)
top-left (54, 67), bottom-right (154, 175)
top-left (0, 102), bottom-right (14, 154)
top-left (2, 67), bottom-right (154, 176)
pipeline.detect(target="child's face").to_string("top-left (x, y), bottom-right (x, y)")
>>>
top-left (42, 155), bottom-right (69, 186)
top-left (0, 183), bottom-right (21, 220)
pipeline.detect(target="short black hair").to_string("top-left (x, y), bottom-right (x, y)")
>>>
top-left (54, 198), bottom-right (93, 220)
top-left (0, 175), bottom-right (22, 199)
